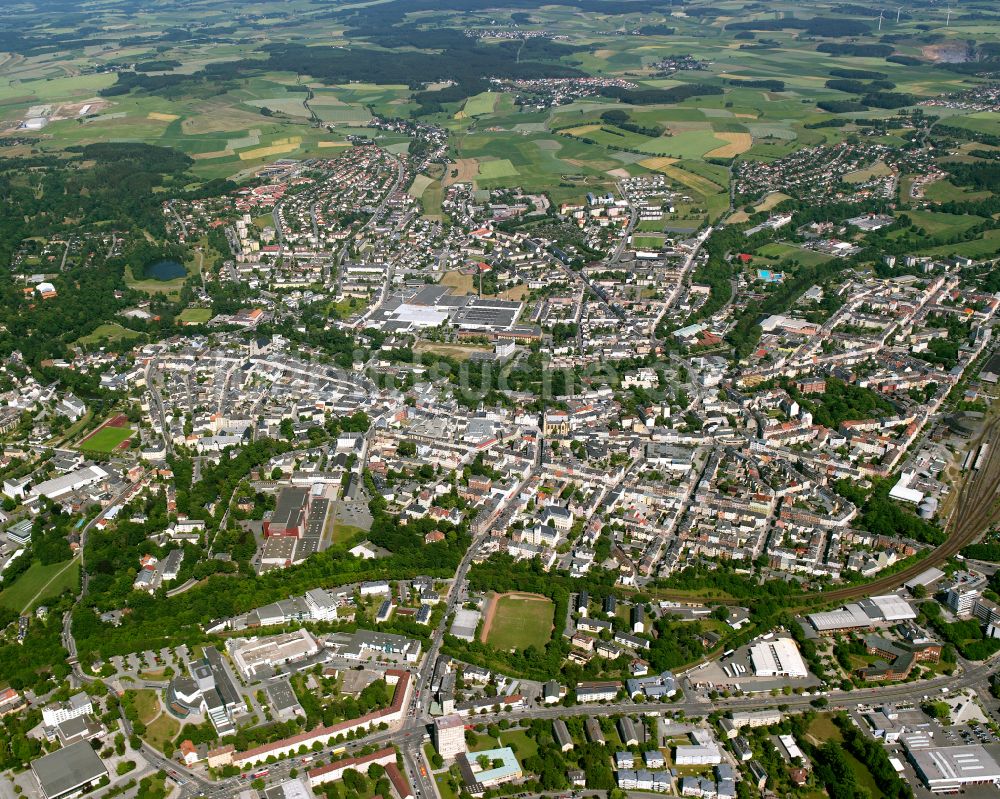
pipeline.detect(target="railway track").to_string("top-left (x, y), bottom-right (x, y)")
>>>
top-left (800, 418), bottom-right (1000, 606)
top-left (646, 416), bottom-right (1000, 609)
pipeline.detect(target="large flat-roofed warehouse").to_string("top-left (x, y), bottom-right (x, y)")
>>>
top-left (749, 637), bottom-right (808, 678)
top-left (260, 535), bottom-right (298, 570)
top-left (807, 594), bottom-right (916, 633)
top-left (907, 743), bottom-right (1000, 793)
top-left (383, 303), bottom-right (451, 330)
top-left (28, 464), bottom-right (108, 502)
top-left (264, 487), bottom-right (310, 537)
top-left (369, 286), bottom-right (522, 333)
top-left (452, 299), bottom-right (522, 331)
top-left (31, 740), bottom-right (108, 799)
top-left (865, 594), bottom-right (917, 622)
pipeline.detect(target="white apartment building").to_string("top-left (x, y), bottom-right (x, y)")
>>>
top-left (42, 692), bottom-right (93, 727)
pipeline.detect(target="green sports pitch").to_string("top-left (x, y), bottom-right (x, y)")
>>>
top-left (79, 425), bottom-right (134, 453)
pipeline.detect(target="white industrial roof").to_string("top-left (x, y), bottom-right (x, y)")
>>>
top-left (390, 304), bottom-right (450, 327)
top-left (868, 594), bottom-right (917, 621)
top-left (808, 604), bottom-right (871, 631)
top-left (749, 637), bottom-right (808, 678)
top-left (889, 483), bottom-right (925, 504)
top-left (905, 568), bottom-right (945, 589)
top-left (909, 744), bottom-right (1000, 788)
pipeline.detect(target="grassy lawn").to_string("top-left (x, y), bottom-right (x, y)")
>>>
top-left (754, 242), bottom-right (833, 268)
top-left (424, 743), bottom-right (443, 771)
top-left (178, 307), bottom-right (212, 324)
top-left (499, 729), bottom-right (538, 760)
top-left (79, 424), bottom-right (134, 453)
top-left (77, 323), bottom-right (143, 346)
top-left (136, 773), bottom-right (169, 799)
top-left (468, 734), bottom-right (500, 752)
top-left (145, 712), bottom-right (180, 750)
top-left (483, 593), bottom-right (554, 651)
top-left (331, 521), bottom-right (366, 546)
top-left (896, 209), bottom-right (984, 237)
top-left (327, 297), bottom-right (366, 320)
top-left (923, 179), bottom-right (991, 203)
top-left (133, 689), bottom-right (161, 724)
top-left (806, 713), bottom-right (842, 743)
top-left (0, 559), bottom-right (79, 612)
top-left (436, 773), bottom-right (459, 799)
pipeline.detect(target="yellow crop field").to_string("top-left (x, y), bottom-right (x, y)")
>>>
top-left (638, 156), bottom-right (679, 172)
top-left (147, 112), bottom-right (179, 121)
top-left (238, 138), bottom-right (301, 160)
top-left (562, 124), bottom-right (601, 137)
top-left (318, 141), bottom-right (349, 148)
top-left (706, 132), bottom-right (753, 158)
top-left (191, 149), bottom-right (233, 160)
top-left (661, 165), bottom-right (723, 196)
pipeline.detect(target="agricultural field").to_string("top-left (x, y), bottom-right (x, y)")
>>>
top-left (921, 229), bottom-right (1000, 261)
top-left (481, 592), bottom-right (554, 651)
top-left (476, 158), bottom-right (519, 180)
top-left (2, 0), bottom-right (992, 205)
top-left (462, 91), bottom-right (499, 117)
top-left (408, 174), bottom-right (435, 199)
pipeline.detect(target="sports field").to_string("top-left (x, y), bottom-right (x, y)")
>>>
top-left (481, 592), bottom-right (554, 651)
top-left (633, 235), bottom-right (665, 250)
top-left (79, 416), bottom-right (134, 452)
top-left (178, 307), bottom-right (212, 324)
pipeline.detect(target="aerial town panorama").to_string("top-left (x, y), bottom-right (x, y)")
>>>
top-left (0, 0), bottom-right (999, 798)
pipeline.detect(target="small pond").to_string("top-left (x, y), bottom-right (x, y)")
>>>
top-left (145, 259), bottom-right (186, 280)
